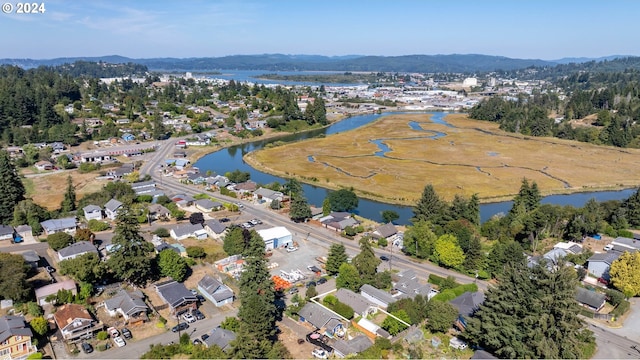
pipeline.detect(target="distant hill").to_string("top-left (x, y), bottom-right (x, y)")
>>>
top-left (550, 55), bottom-right (633, 64)
top-left (0, 53), bottom-right (556, 73)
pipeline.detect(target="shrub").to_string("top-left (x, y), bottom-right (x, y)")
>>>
top-left (428, 274), bottom-right (446, 286)
top-left (88, 219), bottom-right (110, 232)
top-left (606, 289), bottom-right (625, 307)
top-left (323, 295), bottom-right (338, 306)
top-left (96, 344), bottom-right (107, 352)
top-left (618, 229), bottom-right (634, 238)
top-left (431, 289), bottom-right (457, 302)
top-left (47, 232), bottom-right (74, 251)
top-left (378, 238), bottom-right (388, 247)
top-left (96, 331), bottom-right (108, 340)
top-left (136, 195), bottom-right (153, 203)
top-left (153, 228), bottom-right (170, 237)
top-left (333, 301), bottom-right (354, 319)
top-left (440, 276), bottom-right (458, 291)
top-left (27, 302), bottom-right (43, 317)
top-left (26, 352), bottom-right (43, 360)
top-left (186, 246), bottom-right (206, 258)
top-left (611, 300), bottom-right (630, 317)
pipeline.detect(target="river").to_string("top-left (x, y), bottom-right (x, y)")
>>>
top-left (194, 112), bottom-right (637, 225)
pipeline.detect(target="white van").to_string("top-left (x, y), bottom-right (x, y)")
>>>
top-left (604, 244), bottom-right (614, 251)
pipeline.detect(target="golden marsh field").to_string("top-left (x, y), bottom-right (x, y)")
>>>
top-left (245, 113), bottom-right (640, 204)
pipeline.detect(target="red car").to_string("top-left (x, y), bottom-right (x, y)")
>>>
top-left (597, 277), bottom-right (609, 285)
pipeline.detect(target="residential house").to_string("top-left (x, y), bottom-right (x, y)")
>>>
top-left (103, 289), bottom-right (149, 325)
top-left (35, 280), bottom-right (77, 306)
top-left (587, 252), bottom-right (623, 280)
top-left (449, 291), bottom-right (485, 330)
top-left (253, 188), bottom-right (284, 205)
top-left (83, 205), bottom-right (103, 221)
top-left (575, 287), bottom-right (606, 312)
top-left (104, 199), bottom-right (123, 220)
top-left (319, 212), bottom-right (359, 232)
top-left (203, 328), bottom-right (236, 352)
top-left (154, 279), bottom-right (198, 315)
top-left (79, 151), bottom-right (113, 164)
top-left (197, 275), bottom-right (234, 307)
top-left (40, 217), bottom-right (77, 236)
top-left (203, 219), bottom-right (227, 240)
top-left (334, 288), bottom-right (377, 317)
top-left (553, 241), bottom-right (583, 255)
top-left (233, 181), bottom-right (258, 194)
top-left (155, 242), bottom-right (181, 256)
top-left (610, 237), bottom-right (640, 252)
top-left (0, 315), bottom-right (37, 360)
top-left (53, 304), bottom-right (101, 342)
top-left (171, 194), bottom-right (195, 208)
top-left (195, 199), bottom-right (222, 213)
top-left (0, 225), bottom-right (14, 242)
top-left (298, 302), bottom-right (345, 337)
top-left (332, 335), bottom-right (373, 358)
top-left (13, 225), bottom-right (33, 243)
top-left (148, 204), bottom-right (171, 221)
top-left (131, 181), bottom-right (156, 195)
top-left (392, 269), bottom-right (438, 300)
top-left (372, 223), bottom-right (397, 241)
top-left (121, 133), bottom-right (135, 142)
top-left (34, 160), bottom-right (54, 171)
top-left (57, 241), bottom-right (99, 261)
top-left (170, 223), bottom-right (206, 241)
top-left (49, 142), bottom-right (65, 153)
top-left (360, 284), bottom-right (396, 309)
top-left (256, 227), bottom-right (293, 250)
top-left (17, 250), bottom-right (39, 269)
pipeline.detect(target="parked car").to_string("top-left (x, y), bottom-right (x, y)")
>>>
top-left (604, 244), bottom-right (614, 251)
top-left (306, 281), bottom-right (317, 288)
top-left (380, 255), bottom-right (390, 261)
top-left (286, 246), bottom-right (299, 253)
top-left (219, 218), bottom-right (230, 223)
top-left (250, 219), bottom-right (262, 225)
top-left (196, 294), bottom-right (206, 303)
top-left (45, 266), bottom-right (56, 273)
top-left (288, 287), bottom-right (299, 295)
top-left (235, 202), bottom-right (244, 209)
top-left (201, 333), bottom-right (210, 341)
top-left (597, 277), bottom-right (609, 285)
top-left (449, 337), bottom-right (468, 350)
top-left (182, 312), bottom-right (196, 323)
top-left (190, 289), bottom-right (199, 296)
top-left (81, 342), bottom-right (93, 354)
top-left (193, 309), bottom-right (205, 320)
top-left (317, 277), bottom-right (327, 285)
top-left (312, 348), bottom-right (328, 359)
top-left (171, 322), bottom-right (189, 333)
top-left (193, 339), bottom-right (202, 345)
top-left (121, 327), bottom-right (132, 339)
top-left (113, 336), bottom-right (126, 347)
top-left (107, 327), bottom-right (119, 338)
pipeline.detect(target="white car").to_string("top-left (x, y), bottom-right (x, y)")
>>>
top-left (604, 244), bottom-right (614, 251)
top-left (113, 336), bottom-right (126, 347)
top-left (311, 348), bottom-right (328, 359)
top-left (182, 312), bottom-right (196, 323)
top-left (286, 246), bottom-right (299, 253)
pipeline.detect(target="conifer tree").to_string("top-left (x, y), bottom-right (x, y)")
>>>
top-left (60, 175), bottom-right (76, 212)
top-left (412, 184), bottom-right (448, 226)
top-left (326, 243), bottom-right (348, 276)
top-left (352, 238), bottom-right (380, 284)
top-left (0, 150), bottom-right (25, 224)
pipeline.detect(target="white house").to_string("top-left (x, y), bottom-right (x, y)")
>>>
top-left (170, 223), bottom-right (206, 241)
top-left (203, 219), bottom-right (227, 240)
top-left (360, 284), bottom-right (396, 309)
top-left (0, 225), bottom-right (14, 242)
top-left (57, 241), bottom-right (99, 261)
top-left (40, 217), bottom-right (77, 236)
top-left (104, 199), bottom-right (123, 220)
top-left (587, 252), bottom-right (622, 280)
top-left (103, 289), bottom-right (149, 324)
top-left (253, 188), bottom-right (284, 205)
top-left (256, 226), bottom-right (293, 250)
top-left (197, 275), bottom-right (234, 307)
top-left (83, 205), bottom-right (103, 221)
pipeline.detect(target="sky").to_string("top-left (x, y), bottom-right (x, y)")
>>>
top-left (1, 0), bottom-right (639, 60)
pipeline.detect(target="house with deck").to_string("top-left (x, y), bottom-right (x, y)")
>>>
top-left (83, 205), bottom-right (103, 221)
top-left (155, 279), bottom-right (198, 315)
top-left (104, 199), bottom-right (123, 220)
top-left (298, 302), bottom-right (345, 337)
top-left (103, 289), bottom-right (149, 325)
top-left (53, 304), bottom-right (102, 342)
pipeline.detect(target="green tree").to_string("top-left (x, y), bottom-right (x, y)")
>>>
top-left (186, 246), bottom-right (206, 258)
top-left (486, 240), bottom-right (525, 278)
top-left (322, 198), bottom-right (331, 216)
top-left (381, 310), bottom-right (410, 335)
top-left (433, 234), bottom-right (465, 269)
top-left (403, 220), bottom-right (437, 259)
top-left (306, 285), bottom-right (318, 300)
top-left (282, 178), bottom-right (303, 199)
top-left (412, 184), bottom-right (447, 226)
top-left (326, 243), bottom-right (348, 276)
top-left (47, 232), bottom-right (74, 251)
top-left (289, 196), bottom-right (312, 222)
top-left (60, 175), bottom-right (76, 212)
top-left (219, 316), bottom-right (241, 332)
top-left (0, 253), bottom-right (30, 301)
top-left (58, 253), bottom-right (104, 283)
top-left (225, 169), bottom-right (251, 183)
top-left (12, 199), bottom-right (49, 234)
top-left (623, 188), bottom-right (640, 227)
top-left (223, 227), bottom-right (246, 256)
top-left (74, 228), bottom-right (94, 243)
top-left (352, 238), bottom-right (381, 284)
top-left (0, 150), bottom-right (26, 224)
top-left (336, 263), bottom-right (362, 292)
top-left (424, 300), bottom-right (459, 333)
top-left (29, 316), bottom-right (48, 336)
top-left (609, 251), bottom-right (640, 297)
top-left (326, 188), bottom-right (358, 212)
top-left (107, 203), bottom-right (154, 286)
top-left (381, 210), bottom-right (399, 224)
top-left (158, 249), bottom-right (189, 282)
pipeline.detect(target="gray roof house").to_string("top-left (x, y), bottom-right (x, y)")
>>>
top-left (104, 289), bottom-right (149, 323)
top-left (197, 275), bottom-right (234, 307)
top-left (148, 204), bottom-right (171, 220)
top-left (575, 287), bottom-right (606, 312)
top-left (195, 199), bottom-right (222, 213)
top-left (0, 315), bottom-right (37, 359)
top-left (203, 219), bottom-right (227, 239)
top-left (450, 291), bottom-right (485, 330)
top-left (332, 335), bottom-right (373, 358)
top-left (372, 223), bottom-right (397, 240)
top-left (253, 188), bottom-right (284, 204)
top-left (170, 223), bottom-right (206, 241)
top-left (18, 250), bottom-right (40, 268)
top-left (360, 284), bottom-right (396, 309)
top-left (611, 237), bottom-right (640, 251)
top-left (40, 217), bottom-right (77, 235)
top-left (35, 279), bottom-right (77, 306)
top-left (83, 204), bottom-right (103, 221)
top-left (155, 279), bottom-right (198, 315)
top-left (58, 241), bottom-right (99, 261)
top-left (131, 180), bottom-right (156, 195)
top-left (0, 225), bottom-right (14, 241)
top-left (203, 328), bottom-right (236, 352)
top-left (392, 269), bottom-right (437, 300)
top-left (334, 288), bottom-right (377, 317)
top-left (104, 199), bottom-right (123, 220)
top-left (298, 302), bottom-right (345, 337)
top-left (587, 252), bottom-right (622, 280)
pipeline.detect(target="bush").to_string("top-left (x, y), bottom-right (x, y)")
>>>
top-left (79, 162), bottom-right (100, 173)
top-left (88, 219), bottom-right (110, 232)
top-left (333, 301), bottom-right (355, 319)
top-left (96, 331), bottom-right (108, 340)
top-left (96, 344), bottom-right (108, 352)
top-left (618, 229), bottom-right (634, 238)
top-left (428, 274), bottom-right (446, 286)
top-left (153, 228), bottom-right (170, 237)
top-left (611, 300), bottom-right (630, 317)
top-left (27, 302), bottom-right (43, 317)
top-left (606, 289), bottom-right (625, 307)
top-left (26, 352), bottom-right (43, 360)
top-left (476, 269), bottom-right (490, 280)
top-left (431, 289), bottom-right (457, 302)
top-left (136, 195), bottom-right (153, 203)
top-left (47, 232), bottom-right (74, 251)
top-left (323, 295), bottom-right (338, 306)
top-left (378, 238), bottom-right (388, 247)
top-left (186, 246), bottom-right (205, 258)
top-left (440, 276), bottom-right (458, 291)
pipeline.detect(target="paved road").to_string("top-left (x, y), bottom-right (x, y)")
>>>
top-left (588, 322), bottom-right (640, 359)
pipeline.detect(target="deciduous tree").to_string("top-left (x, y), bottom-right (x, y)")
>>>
top-left (336, 263), bottom-right (362, 292)
top-left (403, 220), bottom-right (437, 259)
top-left (0, 253), bottom-right (30, 302)
top-left (609, 251), bottom-right (640, 297)
top-left (47, 232), bottom-right (74, 251)
top-left (326, 188), bottom-right (358, 212)
top-left (158, 249), bottom-right (189, 282)
top-left (433, 234), bottom-right (465, 269)
top-left (289, 196), bottom-right (312, 222)
top-left (424, 300), bottom-right (458, 333)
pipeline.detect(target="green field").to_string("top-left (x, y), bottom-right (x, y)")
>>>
top-left (245, 113), bottom-right (640, 204)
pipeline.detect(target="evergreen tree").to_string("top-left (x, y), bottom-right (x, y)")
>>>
top-left (60, 175), bottom-right (76, 212)
top-left (322, 198), bottom-right (331, 216)
top-left (107, 203), bottom-right (154, 286)
top-left (223, 227), bottom-right (246, 256)
top-left (326, 243), bottom-right (349, 276)
top-left (623, 188), bottom-right (640, 227)
top-left (336, 263), bottom-right (362, 292)
top-left (352, 238), bottom-right (381, 284)
top-left (0, 150), bottom-right (25, 224)
top-left (327, 188), bottom-right (358, 212)
top-left (403, 220), bottom-right (437, 259)
top-left (412, 184), bottom-right (448, 226)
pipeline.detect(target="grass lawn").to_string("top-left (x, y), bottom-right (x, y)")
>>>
top-left (247, 113), bottom-right (640, 204)
top-left (23, 170), bottom-right (111, 210)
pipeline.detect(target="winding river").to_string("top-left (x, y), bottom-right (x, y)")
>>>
top-left (194, 112), bottom-right (637, 225)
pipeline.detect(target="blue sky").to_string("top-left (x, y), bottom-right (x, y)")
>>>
top-left (2, 0), bottom-right (639, 60)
